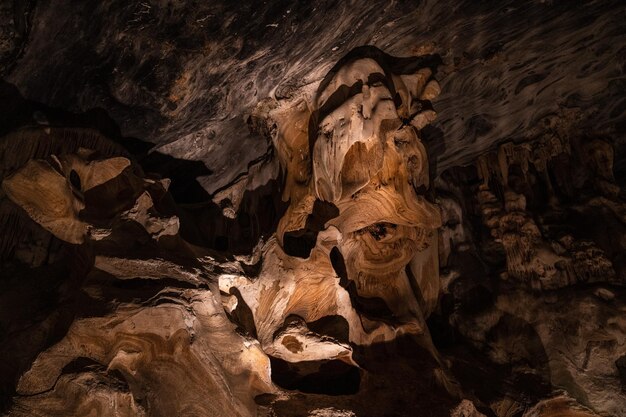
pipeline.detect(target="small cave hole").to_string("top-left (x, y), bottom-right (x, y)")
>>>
top-left (214, 235), bottom-right (229, 251)
top-left (307, 315), bottom-right (350, 344)
top-left (269, 356), bottom-right (361, 395)
top-left (69, 169), bottom-right (81, 190)
top-left (283, 230), bottom-right (317, 259)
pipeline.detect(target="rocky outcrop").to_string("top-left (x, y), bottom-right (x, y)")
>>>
top-left (0, 49), bottom-right (465, 417)
top-left (1, 147), bottom-right (274, 417)
top-left (434, 121), bottom-right (626, 416)
top-left (0, 1), bottom-right (625, 416)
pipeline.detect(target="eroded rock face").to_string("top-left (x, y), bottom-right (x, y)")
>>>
top-left (219, 49), bottom-right (446, 393)
top-left (1, 0), bottom-right (623, 197)
top-left (0, 2), bottom-right (625, 414)
top-left (2, 148), bottom-right (274, 417)
top-left (435, 126), bottom-right (626, 416)
top-left (0, 48), bottom-right (466, 417)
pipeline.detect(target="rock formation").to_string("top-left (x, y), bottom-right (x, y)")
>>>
top-left (435, 124), bottom-right (626, 416)
top-left (0, 47), bottom-right (464, 417)
top-left (1, 145), bottom-right (275, 417)
top-left (1, 1), bottom-right (625, 416)
top-left (221, 48), bottom-right (445, 388)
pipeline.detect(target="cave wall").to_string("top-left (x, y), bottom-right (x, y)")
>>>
top-left (0, 1), bottom-right (625, 417)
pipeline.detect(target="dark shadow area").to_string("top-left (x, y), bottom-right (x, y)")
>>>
top-left (0, 259), bottom-right (79, 412)
top-left (329, 246), bottom-right (348, 281)
top-left (330, 246), bottom-right (395, 320)
top-left (428, 257), bottom-right (554, 413)
top-left (227, 287), bottom-right (258, 339)
top-left (282, 200), bottom-right (338, 259)
top-left (350, 335), bottom-right (466, 416)
top-left (0, 80), bottom-right (151, 154)
top-left (269, 355), bottom-right (360, 395)
top-left (306, 315), bottom-right (350, 345)
top-left (60, 356), bottom-right (105, 374)
top-left (139, 152), bottom-right (213, 204)
top-left (267, 333), bottom-right (464, 416)
top-left (283, 230), bottom-right (318, 259)
top-left (179, 179), bottom-right (288, 255)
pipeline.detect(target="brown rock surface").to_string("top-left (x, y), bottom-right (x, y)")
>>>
top-left (1, 1), bottom-right (625, 416)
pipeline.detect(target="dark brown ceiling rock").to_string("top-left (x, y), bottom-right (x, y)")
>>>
top-left (0, 0), bottom-right (623, 197)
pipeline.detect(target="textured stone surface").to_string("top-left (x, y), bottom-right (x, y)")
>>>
top-left (1, 0), bottom-right (624, 195)
top-left (1, 1), bottom-right (625, 416)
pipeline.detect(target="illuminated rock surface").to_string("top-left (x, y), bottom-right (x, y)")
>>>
top-left (0, 1), bottom-right (625, 416)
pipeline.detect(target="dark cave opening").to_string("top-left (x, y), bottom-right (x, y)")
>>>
top-left (269, 356), bottom-right (361, 396)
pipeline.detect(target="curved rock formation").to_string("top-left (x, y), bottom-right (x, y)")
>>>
top-left (1, 1), bottom-right (625, 416)
top-left (0, 48), bottom-right (462, 417)
top-left (2, 147), bottom-right (274, 417)
top-left (225, 49), bottom-right (448, 384)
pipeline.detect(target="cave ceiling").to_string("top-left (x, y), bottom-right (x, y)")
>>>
top-left (2, 0), bottom-right (624, 195)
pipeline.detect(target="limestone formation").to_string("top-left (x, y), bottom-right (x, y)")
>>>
top-left (237, 49), bottom-right (445, 368)
top-left (1, 1), bottom-right (625, 415)
top-left (435, 121), bottom-right (626, 416)
top-left (0, 49), bottom-right (460, 417)
top-left (2, 149), bottom-right (274, 417)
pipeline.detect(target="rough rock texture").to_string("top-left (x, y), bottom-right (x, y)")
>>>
top-left (1, 1), bottom-right (625, 416)
top-left (2, 148), bottom-right (275, 417)
top-left (1, 0), bottom-right (624, 195)
top-left (433, 130), bottom-right (626, 416)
